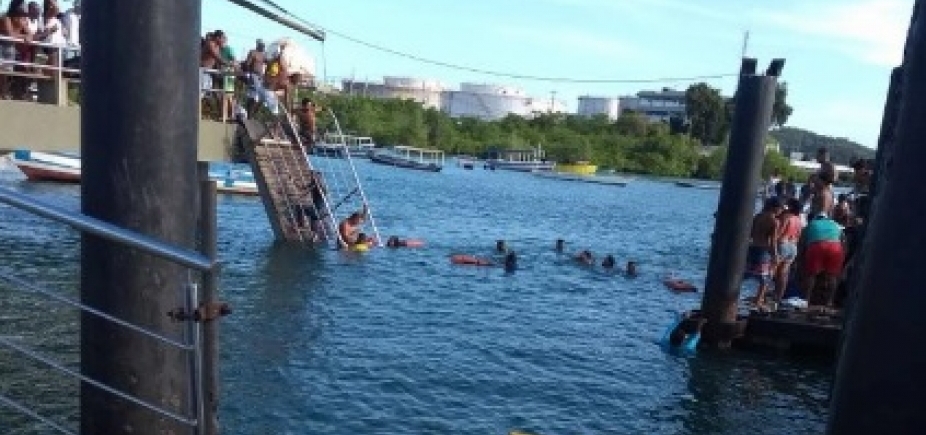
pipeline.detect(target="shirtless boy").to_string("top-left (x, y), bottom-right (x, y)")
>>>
top-left (745, 197), bottom-right (784, 306)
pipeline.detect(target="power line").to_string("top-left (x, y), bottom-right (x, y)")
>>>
top-left (246, 0), bottom-right (738, 84)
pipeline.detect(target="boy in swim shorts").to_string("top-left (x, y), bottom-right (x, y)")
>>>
top-left (744, 197), bottom-right (784, 306)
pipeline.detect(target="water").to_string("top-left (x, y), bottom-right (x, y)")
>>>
top-left (0, 160), bottom-right (832, 434)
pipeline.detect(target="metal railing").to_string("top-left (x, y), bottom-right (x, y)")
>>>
top-left (0, 186), bottom-right (218, 434)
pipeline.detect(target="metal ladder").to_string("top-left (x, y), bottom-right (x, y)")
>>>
top-left (249, 102), bottom-right (380, 248)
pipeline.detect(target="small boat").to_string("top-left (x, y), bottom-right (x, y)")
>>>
top-left (313, 134), bottom-right (376, 159)
top-left (533, 170), bottom-right (630, 187)
top-left (483, 145), bottom-right (555, 172)
top-left (370, 146), bottom-right (444, 172)
top-left (457, 156), bottom-right (478, 170)
top-left (9, 150), bottom-right (259, 195)
top-left (555, 161), bottom-right (598, 175)
top-left (675, 181), bottom-right (721, 190)
top-left (8, 150), bottom-right (81, 183)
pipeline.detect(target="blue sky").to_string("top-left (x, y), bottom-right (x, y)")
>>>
top-left (204, 0), bottom-right (913, 148)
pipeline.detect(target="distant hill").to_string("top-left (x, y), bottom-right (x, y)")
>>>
top-left (769, 127), bottom-right (875, 165)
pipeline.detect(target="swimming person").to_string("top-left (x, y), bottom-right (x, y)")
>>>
top-left (575, 250), bottom-right (594, 265)
top-left (626, 261), bottom-right (638, 277)
top-left (555, 239), bottom-right (565, 253)
top-left (450, 254), bottom-right (494, 266)
top-left (496, 240), bottom-right (508, 253)
top-left (351, 233), bottom-right (372, 252)
top-left (744, 197), bottom-right (784, 307)
top-left (602, 255), bottom-right (616, 270)
top-left (386, 236), bottom-right (424, 248)
top-left (338, 204), bottom-right (369, 249)
top-left (504, 251), bottom-right (517, 273)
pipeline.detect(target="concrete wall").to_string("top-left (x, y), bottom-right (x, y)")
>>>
top-left (0, 100), bottom-right (236, 162)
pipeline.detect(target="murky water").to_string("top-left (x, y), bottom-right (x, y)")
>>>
top-left (0, 160), bottom-right (832, 434)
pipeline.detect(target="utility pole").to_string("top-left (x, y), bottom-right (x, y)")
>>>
top-left (550, 91), bottom-right (557, 113)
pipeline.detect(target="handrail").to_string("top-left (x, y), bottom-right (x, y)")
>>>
top-left (327, 107), bottom-right (383, 246)
top-left (0, 187), bottom-right (215, 272)
top-left (0, 34), bottom-right (80, 51)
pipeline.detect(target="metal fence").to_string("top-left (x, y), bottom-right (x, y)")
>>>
top-left (0, 186), bottom-right (218, 434)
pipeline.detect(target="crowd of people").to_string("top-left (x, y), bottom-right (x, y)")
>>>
top-left (200, 31), bottom-right (317, 136)
top-left (745, 147), bottom-right (873, 311)
top-left (0, 0), bottom-right (80, 99)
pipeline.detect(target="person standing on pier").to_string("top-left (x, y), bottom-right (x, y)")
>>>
top-left (744, 197), bottom-right (784, 307)
top-left (798, 213), bottom-right (844, 307)
top-left (809, 170), bottom-right (835, 218)
top-left (774, 198), bottom-right (804, 302)
top-left (296, 98), bottom-right (317, 150)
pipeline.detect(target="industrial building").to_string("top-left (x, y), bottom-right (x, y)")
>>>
top-left (618, 88), bottom-right (687, 122)
top-left (577, 96), bottom-right (621, 120)
top-left (576, 88), bottom-right (688, 123)
top-left (340, 77), bottom-right (566, 121)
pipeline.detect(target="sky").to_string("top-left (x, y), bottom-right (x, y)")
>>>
top-left (203, 0), bottom-right (915, 148)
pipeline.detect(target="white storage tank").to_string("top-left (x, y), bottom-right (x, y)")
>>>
top-left (577, 96), bottom-right (620, 120)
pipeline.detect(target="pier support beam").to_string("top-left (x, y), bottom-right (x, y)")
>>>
top-left (198, 163), bottom-right (221, 435)
top-left (827, 2), bottom-right (926, 434)
top-left (80, 1), bottom-right (201, 434)
top-left (699, 63), bottom-right (779, 348)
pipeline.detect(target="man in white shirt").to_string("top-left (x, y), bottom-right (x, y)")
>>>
top-left (61, 0), bottom-right (80, 66)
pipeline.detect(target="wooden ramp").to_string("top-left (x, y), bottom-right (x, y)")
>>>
top-left (236, 112), bottom-right (380, 247)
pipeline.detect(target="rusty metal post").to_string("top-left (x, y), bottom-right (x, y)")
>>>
top-left (827, 2), bottom-right (926, 433)
top-left (198, 163), bottom-right (220, 435)
top-left (80, 0), bottom-right (201, 434)
top-left (699, 66), bottom-right (779, 348)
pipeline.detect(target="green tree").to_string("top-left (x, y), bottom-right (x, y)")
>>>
top-left (613, 111), bottom-right (649, 137)
top-left (685, 83), bottom-right (729, 145)
top-left (772, 82), bottom-right (794, 128)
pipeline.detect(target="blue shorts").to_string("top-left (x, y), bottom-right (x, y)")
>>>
top-left (778, 242), bottom-right (798, 262)
top-left (744, 245), bottom-right (772, 284)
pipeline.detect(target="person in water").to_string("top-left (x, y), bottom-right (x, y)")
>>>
top-left (601, 255), bottom-right (616, 270)
top-left (773, 198), bottom-right (803, 303)
top-left (626, 261), bottom-right (638, 277)
top-left (338, 204), bottom-right (368, 249)
top-left (575, 250), bottom-right (594, 265)
top-left (385, 236), bottom-right (424, 248)
top-left (496, 240), bottom-right (508, 253)
top-left (745, 197), bottom-right (784, 306)
top-left (351, 233), bottom-right (372, 252)
top-left (555, 239), bottom-right (565, 253)
top-left (503, 251), bottom-right (517, 273)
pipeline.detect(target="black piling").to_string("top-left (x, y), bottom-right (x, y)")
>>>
top-left (80, 1), bottom-right (201, 434)
top-left (699, 61), bottom-right (780, 347)
top-left (198, 164), bottom-right (220, 435)
top-left (827, 2), bottom-right (926, 433)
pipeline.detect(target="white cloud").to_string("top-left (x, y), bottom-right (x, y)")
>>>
top-left (760, 0), bottom-right (911, 66)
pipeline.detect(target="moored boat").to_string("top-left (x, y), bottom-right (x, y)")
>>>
top-left (8, 150), bottom-right (259, 195)
top-left (313, 134), bottom-right (376, 159)
top-left (533, 170), bottom-right (630, 186)
top-left (555, 161), bottom-right (598, 175)
top-left (484, 145), bottom-right (555, 172)
top-left (370, 146), bottom-right (444, 172)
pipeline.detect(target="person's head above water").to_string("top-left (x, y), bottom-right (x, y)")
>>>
top-left (386, 236), bottom-right (400, 247)
top-left (555, 239), bottom-right (565, 252)
top-left (602, 255), bottom-right (615, 269)
top-left (626, 261), bottom-right (638, 275)
top-left (504, 251), bottom-right (517, 272)
top-left (348, 211), bottom-right (364, 225)
top-left (496, 240), bottom-right (507, 253)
